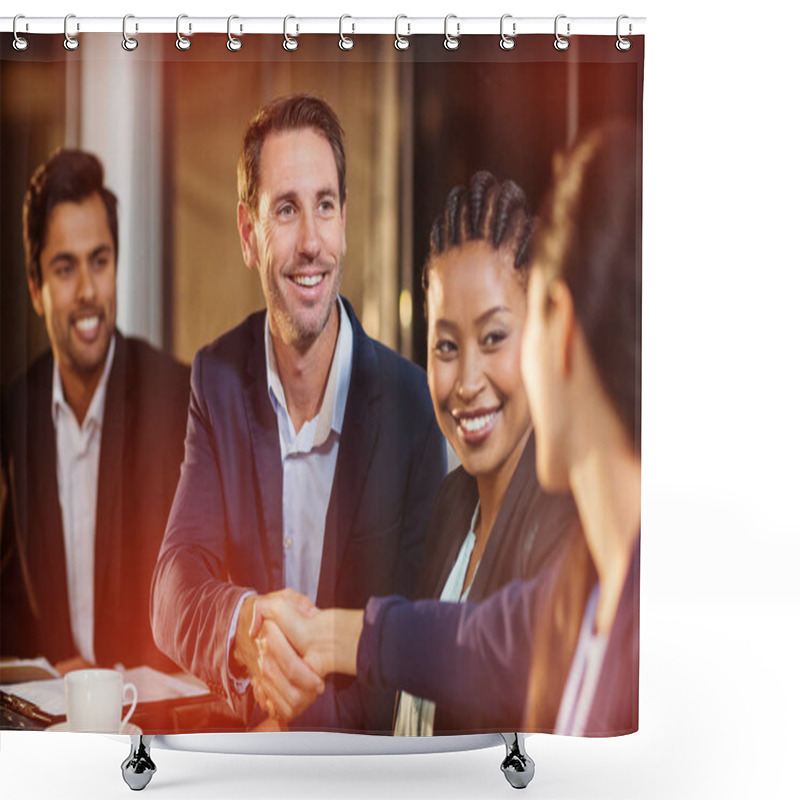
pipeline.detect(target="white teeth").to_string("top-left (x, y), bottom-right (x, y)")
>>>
top-left (458, 411), bottom-right (498, 433)
top-left (292, 274), bottom-right (323, 287)
top-left (75, 316), bottom-right (99, 332)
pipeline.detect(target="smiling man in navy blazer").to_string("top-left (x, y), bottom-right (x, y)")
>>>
top-left (151, 95), bottom-right (446, 732)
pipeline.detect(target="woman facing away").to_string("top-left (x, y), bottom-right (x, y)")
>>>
top-left (254, 120), bottom-right (640, 737)
top-left (521, 122), bottom-right (640, 735)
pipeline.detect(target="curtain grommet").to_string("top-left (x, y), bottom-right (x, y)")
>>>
top-left (444, 14), bottom-right (460, 51)
top-left (283, 15), bottom-right (299, 51)
top-left (339, 15), bottom-right (355, 51)
top-left (616, 15), bottom-right (632, 51)
top-left (500, 14), bottom-right (516, 51)
top-left (122, 14), bottom-right (138, 51)
top-left (176, 14), bottom-right (192, 51)
top-left (394, 15), bottom-right (410, 51)
top-left (554, 14), bottom-right (570, 51)
top-left (63, 13), bottom-right (79, 51)
top-left (13, 15), bottom-right (29, 51)
top-left (227, 15), bottom-right (243, 52)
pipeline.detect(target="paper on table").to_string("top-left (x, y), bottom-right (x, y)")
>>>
top-left (2, 666), bottom-right (210, 717)
top-left (0, 656), bottom-right (61, 684)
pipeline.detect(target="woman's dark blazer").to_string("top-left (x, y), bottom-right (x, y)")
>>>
top-left (408, 433), bottom-right (581, 735)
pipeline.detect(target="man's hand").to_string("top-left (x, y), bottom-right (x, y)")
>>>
top-left (233, 589), bottom-right (324, 722)
top-left (254, 591), bottom-right (364, 679)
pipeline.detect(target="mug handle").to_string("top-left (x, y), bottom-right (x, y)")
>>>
top-left (120, 682), bottom-right (138, 730)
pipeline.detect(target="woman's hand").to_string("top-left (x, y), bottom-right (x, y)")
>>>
top-left (252, 589), bottom-right (365, 679)
top-left (245, 588), bottom-right (324, 722)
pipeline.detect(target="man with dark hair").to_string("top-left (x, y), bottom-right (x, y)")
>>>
top-left (151, 95), bottom-right (446, 731)
top-left (0, 148), bottom-right (190, 673)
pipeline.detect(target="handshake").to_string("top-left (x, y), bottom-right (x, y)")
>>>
top-left (232, 589), bottom-right (363, 727)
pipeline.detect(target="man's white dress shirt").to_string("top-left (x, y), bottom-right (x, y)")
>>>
top-left (228, 298), bottom-right (353, 690)
top-left (51, 337), bottom-right (115, 665)
top-left (267, 297), bottom-right (353, 603)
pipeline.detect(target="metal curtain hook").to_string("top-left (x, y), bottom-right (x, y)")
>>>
top-left (444, 14), bottom-right (460, 51)
top-left (500, 14), bottom-right (516, 51)
top-left (394, 15), bottom-right (410, 50)
top-left (227, 15), bottom-right (242, 51)
top-left (616, 14), bottom-right (632, 51)
top-left (122, 14), bottom-right (138, 51)
top-left (176, 14), bottom-right (191, 50)
top-left (283, 15), bottom-right (299, 51)
top-left (554, 14), bottom-right (570, 51)
top-left (339, 15), bottom-right (354, 50)
top-left (64, 13), bottom-right (79, 51)
top-left (13, 14), bottom-right (29, 51)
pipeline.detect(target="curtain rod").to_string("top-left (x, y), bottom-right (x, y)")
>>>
top-left (1, 15), bottom-right (646, 37)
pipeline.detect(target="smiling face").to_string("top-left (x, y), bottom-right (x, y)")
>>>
top-left (238, 128), bottom-right (346, 350)
top-left (28, 192), bottom-right (117, 388)
top-left (427, 240), bottom-right (531, 484)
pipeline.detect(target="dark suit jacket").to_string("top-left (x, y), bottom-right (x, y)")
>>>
top-left (402, 434), bottom-right (580, 733)
top-left (582, 537), bottom-right (639, 737)
top-left (0, 333), bottom-right (190, 671)
top-left (150, 298), bottom-right (447, 732)
top-left (359, 538), bottom-right (639, 736)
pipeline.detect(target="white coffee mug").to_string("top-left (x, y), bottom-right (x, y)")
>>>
top-left (64, 669), bottom-right (138, 732)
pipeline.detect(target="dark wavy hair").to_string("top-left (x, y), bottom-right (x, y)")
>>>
top-left (526, 120), bottom-right (641, 732)
top-left (237, 94), bottom-right (347, 212)
top-left (23, 148), bottom-right (118, 287)
top-left (423, 170), bottom-right (535, 296)
top-left (533, 121), bottom-right (641, 451)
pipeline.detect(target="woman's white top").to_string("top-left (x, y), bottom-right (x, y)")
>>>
top-left (393, 503), bottom-right (481, 736)
top-left (554, 584), bottom-right (609, 735)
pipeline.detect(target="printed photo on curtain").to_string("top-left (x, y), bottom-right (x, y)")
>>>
top-left (1, 29), bottom-right (643, 740)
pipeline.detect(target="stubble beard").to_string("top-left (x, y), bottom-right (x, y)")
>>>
top-left (268, 267), bottom-right (342, 351)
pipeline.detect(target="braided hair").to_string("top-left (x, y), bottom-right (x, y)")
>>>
top-left (423, 171), bottom-right (534, 295)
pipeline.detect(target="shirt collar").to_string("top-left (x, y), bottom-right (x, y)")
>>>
top-left (51, 335), bottom-right (116, 431)
top-left (265, 296), bottom-right (353, 447)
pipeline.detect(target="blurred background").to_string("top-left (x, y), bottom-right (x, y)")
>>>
top-left (1, 32), bottom-right (640, 386)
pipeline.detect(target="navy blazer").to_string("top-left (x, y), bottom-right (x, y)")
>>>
top-left (151, 298), bottom-right (447, 731)
top-left (0, 334), bottom-right (190, 671)
top-left (412, 434), bottom-right (581, 733)
top-left (359, 539), bottom-right (640, 735)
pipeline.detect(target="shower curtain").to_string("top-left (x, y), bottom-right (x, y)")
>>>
top-left (1, 25), bottom-right (644, 739)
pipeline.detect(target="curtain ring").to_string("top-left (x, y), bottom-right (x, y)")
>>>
top-left (339, 15), bottom-right (355, 50)
top-left (616, 15), bottom-right (632, 51)
top-left (394, 15), bottom-right (410, 51)
top-left (553, 14), bottom-right (570, 51)
top-left (499, 14), bottom-right (516, 51)
top-left (444, 14), bottom-right (460, 51)
top-left (227, 15), bottom-right (243, 51)
top-left (63, 13), bottom-right (79, 51)
top-left (122, 14), bottom-right (138, 51)
top-left (12, 15), bottom-right (29, 51)
top-left (175, 14), bottom-right (191, 50)
top-left (283, 15), bottom-right (299, 51)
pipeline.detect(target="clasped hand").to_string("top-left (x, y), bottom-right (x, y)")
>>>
top-left (237, 588), bottom-right (334, 725)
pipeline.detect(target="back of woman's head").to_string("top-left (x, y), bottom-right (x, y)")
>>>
top-left (534, 121), bottom-right (641, 451)
top-left (423, 171), bottom-right (534, 292)
top-left (525, 122), bottom-right (641, 731)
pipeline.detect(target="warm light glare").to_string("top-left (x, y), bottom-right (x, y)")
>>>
top-left (399, 289), bottom-right (413, 330)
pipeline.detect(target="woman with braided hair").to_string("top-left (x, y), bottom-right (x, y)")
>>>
top-left (390, 172), bottom-right (579, 735)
